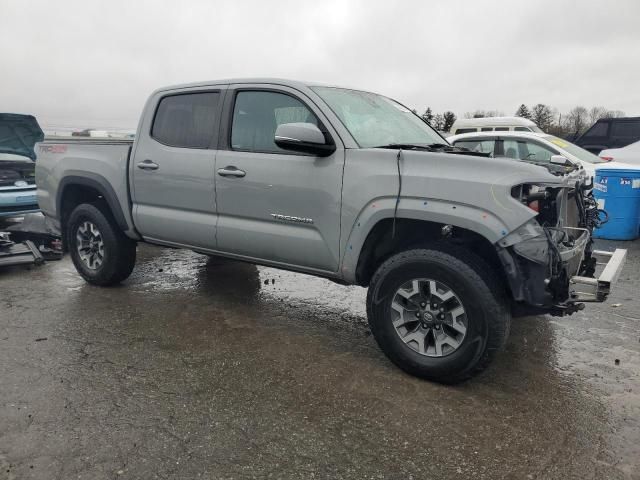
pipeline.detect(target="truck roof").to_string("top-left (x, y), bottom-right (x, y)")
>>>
top-left (153, 78), bottom-right (341, 94)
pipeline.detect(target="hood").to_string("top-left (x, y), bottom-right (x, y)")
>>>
top-left (0, 114), bottom-right (45, 161)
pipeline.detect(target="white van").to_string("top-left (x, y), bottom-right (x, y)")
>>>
top-left (449, 116), bottom-right (543, 135)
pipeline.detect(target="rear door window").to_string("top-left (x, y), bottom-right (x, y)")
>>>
top-left (151, 92), bottom-right (220, 148)
top-left (498, 139), bottom-right (520, 158)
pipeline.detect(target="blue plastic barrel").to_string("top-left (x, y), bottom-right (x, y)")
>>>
top-left (593, 168), bottom-right (640, 240)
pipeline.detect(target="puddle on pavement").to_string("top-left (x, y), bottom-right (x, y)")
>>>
top-left (129, 245), bottom-right (639, 476)
top-left (129, 246), bottom-right (368, 329)
top-left (3, 242), bottom-right (638, 478)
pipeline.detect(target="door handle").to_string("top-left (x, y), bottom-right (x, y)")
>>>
top-left (217, 166), bottom-right (246, 178)
top-left (137, 159), bottom-right (159, 171)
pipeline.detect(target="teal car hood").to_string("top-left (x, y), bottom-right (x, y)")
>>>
top-left (0, 114), bottom-right (44, 161)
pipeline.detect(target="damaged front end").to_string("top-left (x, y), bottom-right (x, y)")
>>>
top-left (498, 177), bottom-right (626, 316)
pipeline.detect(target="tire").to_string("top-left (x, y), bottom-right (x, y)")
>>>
top-left (67, 202), bottom-right (136, 286)
top-left (366, 245), bottom-right (510, 384)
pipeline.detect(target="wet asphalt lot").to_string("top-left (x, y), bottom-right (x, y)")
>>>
top-left (1, 240), bottom-right (639, 480)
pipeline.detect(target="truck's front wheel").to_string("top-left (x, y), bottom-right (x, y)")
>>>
top-left (366, 246), bottom-right (510, 383)
top-left (67, 203), bottom-right (136, 286)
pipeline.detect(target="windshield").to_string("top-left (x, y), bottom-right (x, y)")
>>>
top-left (543, 135), bottom-right (605, 164)
top-left (312, 87), bottom-right (444, 148)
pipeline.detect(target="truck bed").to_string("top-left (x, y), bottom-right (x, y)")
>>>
top-left (42, 136), bottom-right (134, 146)
top-left (36, 136), bottom-right (137, 236)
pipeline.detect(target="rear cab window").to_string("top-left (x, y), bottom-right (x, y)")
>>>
top-left (151, 91), bottom-right (220, 148)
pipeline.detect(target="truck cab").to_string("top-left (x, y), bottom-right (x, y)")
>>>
top-left (575, 117), bottom-right (640, 155)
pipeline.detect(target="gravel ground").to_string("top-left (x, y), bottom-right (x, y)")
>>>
top-left (1, 239), bottom-right (639, 479)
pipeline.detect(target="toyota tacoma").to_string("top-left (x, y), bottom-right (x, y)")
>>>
top-left (35, 79), bottom-right (626, 383)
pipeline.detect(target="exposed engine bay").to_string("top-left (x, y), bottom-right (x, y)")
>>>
top-left (500, 176), bottom-right (610, 316)
top-left (0, 160), bottom-right (36, 187)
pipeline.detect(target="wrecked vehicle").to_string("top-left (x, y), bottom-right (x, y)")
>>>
top-left (0, 114), bottom-right (48, 267)
top-left (35, 79), bottom-right (626, 383)
top-left (0, 114), bottom-right (43, 218)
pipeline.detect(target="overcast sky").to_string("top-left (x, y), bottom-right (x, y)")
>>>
top-left (2, 0), bottom-right (639, 131)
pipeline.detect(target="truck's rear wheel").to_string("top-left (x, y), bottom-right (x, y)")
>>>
top-left (366, 246), bottom-right (510, 384)
top-left (67, 203), bottom-right (136, 286)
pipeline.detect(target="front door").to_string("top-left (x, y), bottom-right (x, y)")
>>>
top-left (131, 88), bottom-right (223, 249)
top-left (214, 86), bottom-right (344, 273)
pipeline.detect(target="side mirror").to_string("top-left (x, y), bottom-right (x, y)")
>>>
top-left (274, 123), bottom-right (336, 157)
top-left (550, 154), bottom-right (580, 173)
top-left (550, 155), bottom-right (571, 166)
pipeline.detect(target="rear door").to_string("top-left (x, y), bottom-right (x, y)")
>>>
top-left (131, 87), bottom-right (225, 249)
top-left (214, 85), bottom-right (345, 273)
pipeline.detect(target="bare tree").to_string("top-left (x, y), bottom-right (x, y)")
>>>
top-left (606, 110), bottom-right (626, 118)
top-left (564, 106), bottom-right (589, 137)
top-left (464, 109), bottom-right (503, 119)
top-left (588, 106), bottom-right (608, 124)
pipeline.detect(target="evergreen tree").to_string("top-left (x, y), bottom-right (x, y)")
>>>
top-left (422, 107), bottom-right (434, 125)
top-left (442, 111), bottom-right (457, 132)
top-left (515, 104), bottom-right (531, 119)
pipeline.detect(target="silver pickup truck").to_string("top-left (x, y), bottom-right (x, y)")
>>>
top-left (35, 78), bottom-right (626, 383)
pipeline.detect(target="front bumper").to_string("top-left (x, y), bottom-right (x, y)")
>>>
top-left (499, 222), bottom-right (627, 309)
top-left (0, 187), bottom-right (39, 217)
top-left (569, 249), bottom-right (627, 302)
